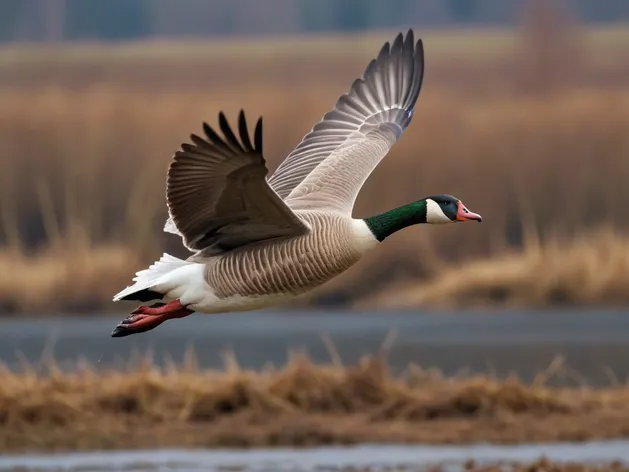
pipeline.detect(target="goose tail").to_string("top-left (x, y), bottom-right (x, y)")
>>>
top-left (113, 253), bottom-right (190, 302)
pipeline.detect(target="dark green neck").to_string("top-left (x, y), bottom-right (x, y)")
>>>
top-left (363, 200), bottom-right (427, 242)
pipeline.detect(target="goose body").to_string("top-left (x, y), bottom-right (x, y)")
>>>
top-left (126, 214), bottom-right (377, 315)
top-left (111, 29), bottom-right (482, 337)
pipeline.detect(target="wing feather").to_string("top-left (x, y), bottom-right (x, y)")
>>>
top-left (267, 29), bottom-right (424, 215)
top-left (164, 110), bottom-right (309, 254)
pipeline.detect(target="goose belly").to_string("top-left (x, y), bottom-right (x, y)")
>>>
top-left (204, 217), bottom-right (374, 300)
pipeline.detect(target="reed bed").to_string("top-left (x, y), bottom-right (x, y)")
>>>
top-left (2, 351), bottom-right (629, 452)
top-left (364, 228), bottom-right (629, 309)
top-left (1, 26), bottom-right (628, 314)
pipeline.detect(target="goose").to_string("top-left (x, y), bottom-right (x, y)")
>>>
top-left (111, 29), bottom-right (482, 338)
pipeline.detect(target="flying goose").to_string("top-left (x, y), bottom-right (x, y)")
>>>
top-left (111, 29), bottom-right (482, 337)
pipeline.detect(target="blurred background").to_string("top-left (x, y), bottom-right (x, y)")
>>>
top-left (1, 1), bottom-right (629, 468)
top-left (0, 0), bottom-right (628, 315)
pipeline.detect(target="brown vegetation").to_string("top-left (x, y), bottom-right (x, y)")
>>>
top-left (362, 228), bottom-right (629, 309)
top-left (2, 351), bottom-right (629, 453)
top-left (1, 26), bottom-right (629, 314)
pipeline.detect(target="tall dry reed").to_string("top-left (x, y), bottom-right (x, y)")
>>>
top-left (2, 351), bottom-right (629, 451)
top-left (0, 26), bottom-right (628, 313)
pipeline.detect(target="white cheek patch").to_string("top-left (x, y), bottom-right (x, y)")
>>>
top-left (426, 199), bottom-right (454, 224)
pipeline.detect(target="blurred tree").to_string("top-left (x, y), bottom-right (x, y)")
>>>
top-left (376, 0), bottom-right (413, 27)
top-left (42, 0), bottom-right (66, 41)
top-left (335, 0), bottom-right (371, 31)
top-left (301, 0), bottom-right (375, 32)
top-left (150, 0), bottom-right (241, 37)
top-left (517, 0), bottom-right (584, 94)
top-left (0, 1), bottom-right (25, 41)
top-left (237, 0), bottom-right (302, 36)
top-left (448, 0), bottom-right (478, 22)
top-left (573, 0), bottom-right (629, 21)
top-left (0, 0), bottom-right (627, 42)
top-left (300, 0), bottom-right (337, 32)
top-left (65, 0), bottom-right (150, 40)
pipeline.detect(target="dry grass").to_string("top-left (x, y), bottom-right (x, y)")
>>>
top-left (364, 228), bottom-right (629, 309)
top-left (0, 244), bottom-right (143, 314)
top-left (2, 351), bottom-right (629, 452)
top-left (1, 25), bottom-right (629, 314)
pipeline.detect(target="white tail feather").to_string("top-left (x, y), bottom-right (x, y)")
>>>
top-left (113, 253), bottom-right (190, 301)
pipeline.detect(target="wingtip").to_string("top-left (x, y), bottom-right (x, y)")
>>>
top-left (396, 28), bottom-right (422, 51)
top-left (201, 121), bottom-right (213, 136)
top-left (377, 39), bottom-right (391, 60)
top-left (218, 111), bottom-right (231, 129)
top-left (391, 31), bottom-right (405, 53)
top-left (254, 116), bottom-right (263, 152)
top-left (416, 38), bottom-right (425, 67)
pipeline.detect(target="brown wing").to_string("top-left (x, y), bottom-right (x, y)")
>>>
top-left (165, 110), bottom-right (310, 255)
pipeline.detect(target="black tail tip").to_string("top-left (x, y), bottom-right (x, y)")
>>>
top-left (118, 289), bottom-right (164, 303)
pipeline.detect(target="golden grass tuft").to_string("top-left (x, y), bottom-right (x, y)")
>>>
top-left (1, 27), bottom-right (629, 314)
top-left (0, 243), bottom-right (143, 314)
top-left (374, 228), bottom-right (629, 309)
top-left (2, 351), bottom-right (629, 452)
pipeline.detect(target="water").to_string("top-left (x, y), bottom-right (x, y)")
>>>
top-left (2, 310), bottom-right (629, 470)
top-left (1, 309), bottom-right (629, 385)
top-left (1, 441), bottom-right (629, 471)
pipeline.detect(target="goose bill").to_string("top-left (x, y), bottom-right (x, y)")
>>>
top-left (456, 202), bottom-right (482, 222)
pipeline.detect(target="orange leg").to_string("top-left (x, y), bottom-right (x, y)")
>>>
top-left (111, 299), bottom-right (194, 337)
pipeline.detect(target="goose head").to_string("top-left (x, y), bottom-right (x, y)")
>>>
top-left (424, 194), bottom-right (482, 224)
